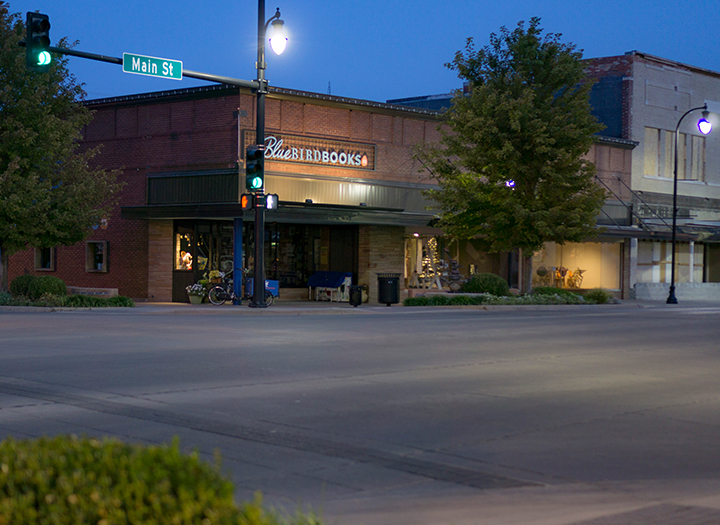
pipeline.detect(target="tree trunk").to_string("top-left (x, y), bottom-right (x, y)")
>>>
top-left (0, 245), bottom-right (8, 293)
top-left (521, 250), bottom-right (533, 295)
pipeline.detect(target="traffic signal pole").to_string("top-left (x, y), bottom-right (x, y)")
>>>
top-left (250, 0), bottom-right (269, 308)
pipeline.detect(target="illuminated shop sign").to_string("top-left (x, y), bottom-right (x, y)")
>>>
top-left (244, 131), bottom-right (375, 170)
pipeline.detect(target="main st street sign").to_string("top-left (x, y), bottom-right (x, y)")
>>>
top-left (122, 53), bottom-right (183, 80)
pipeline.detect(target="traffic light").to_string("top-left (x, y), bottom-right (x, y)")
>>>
top-left (240, 193), bottom-right (253, 210)
top-left (245, 146), bottom-right (264, 191)
top-left (265, 193), bottom-right (279, 210)
top-left (26, 12), bottom-right (51, 73)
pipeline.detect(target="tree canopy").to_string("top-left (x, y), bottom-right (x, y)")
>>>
top-left (0, 2), bottom-right (122, 290)
top-left (421, 18), bottom-right (606, 292)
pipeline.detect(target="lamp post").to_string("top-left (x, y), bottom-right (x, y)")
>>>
top-left (249, 1), bottom-right (286, 308)
top-left (666, 104), bottom-right (712, 304)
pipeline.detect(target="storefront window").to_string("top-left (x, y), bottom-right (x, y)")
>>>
top-left (637, 241), bottom-right (704, 284)
top-left (175, 229), bottom-right (194, 270)
top-left (532, 242), bottom-right (621, 290)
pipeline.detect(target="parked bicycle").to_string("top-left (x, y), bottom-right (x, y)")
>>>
top-left (207, 270), bottom-right (277, 306)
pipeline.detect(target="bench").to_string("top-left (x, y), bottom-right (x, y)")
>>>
top-left (307, 272), bottom-right (352, 302)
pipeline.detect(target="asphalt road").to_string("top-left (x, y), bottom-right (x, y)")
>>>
top-left (2, 301), bottom-right (720, 524)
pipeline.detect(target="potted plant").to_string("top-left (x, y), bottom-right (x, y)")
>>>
top-left (208, 270), bottom-right (225, 284)
top-left (186, 283), bottom-right (206, 304)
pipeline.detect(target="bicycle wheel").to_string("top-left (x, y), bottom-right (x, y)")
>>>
top-left (208, 286), bottom-right (226, 305)
top-left (263, 290), bottom-right (274, 307)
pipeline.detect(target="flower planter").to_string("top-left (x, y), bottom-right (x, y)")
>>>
top-left (188, 294), bottom-right (203, 305)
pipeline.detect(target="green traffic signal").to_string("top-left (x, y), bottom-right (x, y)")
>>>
top-left (245, 146), bottom-right (264, 191)
top-left (26, 12), bottom-right (52, 72)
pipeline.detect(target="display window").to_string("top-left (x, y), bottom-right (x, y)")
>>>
top-left (532, 242), bottom-right (621, 290)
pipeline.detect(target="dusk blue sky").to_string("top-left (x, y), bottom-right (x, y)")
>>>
top-left (9, 0), bottom-right (720, 103)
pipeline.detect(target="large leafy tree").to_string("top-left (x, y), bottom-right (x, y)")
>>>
top-left (0, 2), bottom-right (122, 291)
top-left (422, 18), bottom-right (605, 293)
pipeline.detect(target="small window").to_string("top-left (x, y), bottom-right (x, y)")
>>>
top-left (86, 241), bottom-right (108, 272)
top-left (34, 247), bottom-right (55, 271)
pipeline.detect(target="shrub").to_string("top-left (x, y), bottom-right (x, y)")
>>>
top-left (27, 275), bottom-right (66, 300)
top-left (585, 288), bottom-right (613, 304)
top-left (532, 286), bottom-right (581, 300)
top-left (462, 273), bottom-right (510, 296)
top-left (0, 435), bottom-right (241, 525)
top-left (448, 295), bottom-right (473, 305)
top-left (428, 294), bottom-right (450, 306)
top-left (0, 291), bottom-right (12, 305)
top-left (403, 296), bottom-right (430, 306)
top-left (9, 274), bottom-right (36, 297)
top-left (107, 295), bottom-right (135, 307)
top-left (0, 435), bottom-right (322, 525)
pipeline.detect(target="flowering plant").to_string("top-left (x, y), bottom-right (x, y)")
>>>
top-left (207, 270), bottom-right (225, 280)
top-left (186, 283), bottom-right (207, 297)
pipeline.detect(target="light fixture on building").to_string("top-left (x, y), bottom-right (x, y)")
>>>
top-left (305, 199), bottom-right (313, 204)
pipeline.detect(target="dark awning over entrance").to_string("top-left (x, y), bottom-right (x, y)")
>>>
top-left (121, 201), bottom-right (437, 227)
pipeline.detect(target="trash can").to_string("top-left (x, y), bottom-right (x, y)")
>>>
top-left (377, 273), bottom-right (401, 306)
top-left (349, 285), bottom-right (362, 307)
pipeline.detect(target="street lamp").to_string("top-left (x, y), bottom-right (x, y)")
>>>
top-left (666, 104), bottom-right (712, 304)
top-left (249, 2), bottom-right (285, 308)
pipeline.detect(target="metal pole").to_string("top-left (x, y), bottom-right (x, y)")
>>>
top-left (249, 0), bottom-right (268, 308)
top-left (667, 105), bottom-right (707, 304)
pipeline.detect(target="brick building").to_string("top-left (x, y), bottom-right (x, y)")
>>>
top-left (9, 84), bottom-right (444, 303)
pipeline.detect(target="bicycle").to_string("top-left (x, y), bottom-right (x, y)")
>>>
top-left (208, 270), bottom-right (276, 306)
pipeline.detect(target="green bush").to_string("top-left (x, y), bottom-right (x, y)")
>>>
top-left (0, 291), bottom-right (12, 305)
top-left (0, 435), bottom-right (239, 524)
top-left (107, 295), bottom-right (135, 307)
top-left (27, 275), bottom-right (66, 300)
top-left (462, 273), bottom-right (510, 296)
top-left (403, 296), bottom-right (430, 306)
top-left (532, 286), bottom-right (581, 300)
top-left (428, 294), bottom-right (450, 306)
top-left (0, 435), bottom-right (321, 525)
top-left (9, 274), bottom-right (36, 297)
top-left (64, 294), bottom-right (134, 307)
top-left (584, 288), bottom-right (613, 304)
top-left (447, 295), bottom-right (473, 306)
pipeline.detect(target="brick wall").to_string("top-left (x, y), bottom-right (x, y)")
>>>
top-left (358, 225), bottom-right (406, 304)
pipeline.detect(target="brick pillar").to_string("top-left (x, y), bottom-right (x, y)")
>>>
top-left (358, 225), bottom-right (405, 304)
top-left (147, 220), bottom-right (173, 302)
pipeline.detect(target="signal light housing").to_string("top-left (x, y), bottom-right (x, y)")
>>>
top-left (26, 12), bottom-right (51, 73)
top-left (245, 146), bottom-right (264, 192)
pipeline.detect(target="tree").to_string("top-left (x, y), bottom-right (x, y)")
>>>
top-left (421, 18), bottom-right (606, 293)
top-left (0, 2), bottom-right (122, 291)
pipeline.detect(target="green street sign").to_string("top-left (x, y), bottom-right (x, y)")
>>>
top-left (122, 53), bottom-right (182, 80)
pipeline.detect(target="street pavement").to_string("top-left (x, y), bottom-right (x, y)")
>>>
top-left (2, 298), bottom-right (720, 524)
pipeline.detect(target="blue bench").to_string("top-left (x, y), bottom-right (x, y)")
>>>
top-left (307, 271), bottom-right (353, 302)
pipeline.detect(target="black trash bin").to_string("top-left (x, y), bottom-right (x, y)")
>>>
top-left (349, 285), bottom-right (362, 307)
top-left (377, 273), bottom-right (401, 306)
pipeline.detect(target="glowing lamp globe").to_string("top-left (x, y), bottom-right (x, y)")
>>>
top-left (269, 19), bottom-right (287, 55)
top-left (698, 113), bottom-right (712, 135)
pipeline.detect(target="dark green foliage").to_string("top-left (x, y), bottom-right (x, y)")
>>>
top-left (428, 294), bottom-right (450, 306)
top-left (419, 18), bottom-right (606, 293)
top-left (0, 291), bottom-right (11, 305)
top-left (0, 435), bottom-right (240, 524)
top-left (584, 288), bottom-right (612, 304)
top-left (447, 295), bottom-right (473, 305)
top-left (0, 4), bottom-right (123, 291)
top-left (106, 295), bottom-right (135, 307)
top-left (462, 273), bottom-right (510, 296)
top-left (532, 286), bottom-right (580, 299)
top-left (403, 296), bottom-right (431, 306)
top-left (0, 435), bottom-right (323, 525)
top-left (9, 274), bottom-right (36, 296)
top-left (64, 294), bottom-right (134, 308)
top-left (26, 275), bottom-right (66, 300)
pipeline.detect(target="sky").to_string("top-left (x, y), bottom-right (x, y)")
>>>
top-left (8, 0), bottom-right (720, 103)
